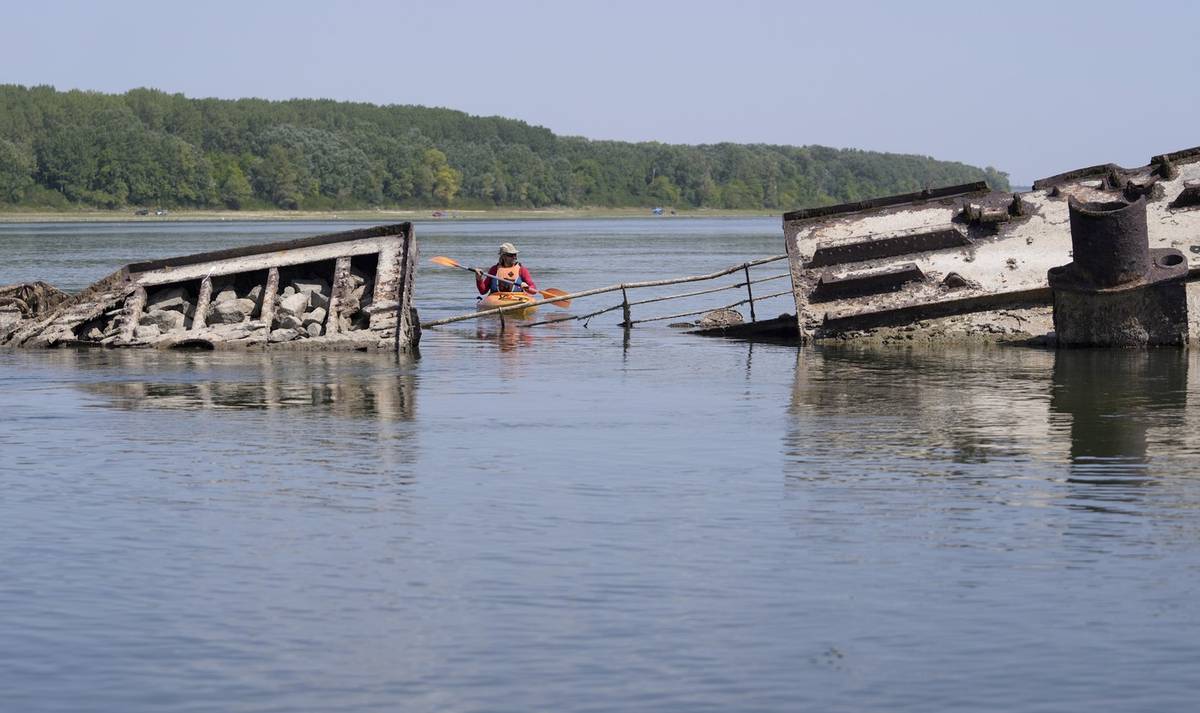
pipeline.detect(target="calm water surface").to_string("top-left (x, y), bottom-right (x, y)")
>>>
top-left (2, 219), bottom-right (1198, 712)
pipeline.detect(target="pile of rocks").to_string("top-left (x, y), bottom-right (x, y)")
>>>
top-left (269, 278), bottom-right (331, 342)
top-left (134, 286), bottom-right (195, 341)
top-left (207, 284), bottom-right (261, 326)
top-left (117, 266), bottom-right (375, 345)
top-left (75, 304), bottom-right (124, 342)
top-left (266, 268), bottom-right (374, 343)
top-left (341, 265), bottom-right (375, 330)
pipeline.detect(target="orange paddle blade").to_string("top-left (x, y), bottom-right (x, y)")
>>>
top-left (538, 288), bottom-right (572, 309)
top-left (429, 256), bottom-right (462, 268)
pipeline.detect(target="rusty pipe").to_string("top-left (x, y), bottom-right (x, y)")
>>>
top-left (1066, 196), bottom-right (1149, 288)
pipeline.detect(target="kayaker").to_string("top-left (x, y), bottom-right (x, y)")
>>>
top-left (475, 242), bottom-right (538, 295)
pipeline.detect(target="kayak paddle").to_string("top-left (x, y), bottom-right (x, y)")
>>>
top-left (430, 256), bottom-right (572, 308)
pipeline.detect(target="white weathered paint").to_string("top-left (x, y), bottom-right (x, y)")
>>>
top-left (784, 151), bottom-right (1200, 338)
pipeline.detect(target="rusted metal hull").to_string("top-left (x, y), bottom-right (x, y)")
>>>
top-left (784, 147), bottom-right (1200, 342)
top-left (2, 223), bottom-right (419, 352)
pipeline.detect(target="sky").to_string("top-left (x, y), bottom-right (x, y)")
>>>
top-left (2, 0), bottom-right (1197, 185)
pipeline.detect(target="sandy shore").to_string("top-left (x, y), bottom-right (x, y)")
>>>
top-left (0, 207), bottom-right (779, 223)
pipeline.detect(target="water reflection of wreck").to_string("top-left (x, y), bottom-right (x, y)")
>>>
top-left (781, 146), bottom-right (1200, 343)
top-left (1, 223), bottom-right (419, 352)
top-left (1050, 351), bottom-right (1189, 485)
top-left (785, 347), bottom-right (1199, 515)
top-left (68, 350), bottom-right (417, 422)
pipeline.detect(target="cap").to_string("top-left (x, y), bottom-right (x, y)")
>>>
top-left (498, 242), bottom-right (519, 255)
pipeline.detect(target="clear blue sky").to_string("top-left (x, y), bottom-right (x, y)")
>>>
top-left (3, 0), bottom-right (1196, 185)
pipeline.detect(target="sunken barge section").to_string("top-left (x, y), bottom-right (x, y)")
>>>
top-left (783, 146), bottom-right (1200, 342)
top-left (1, 223), bottom-right (419, 351)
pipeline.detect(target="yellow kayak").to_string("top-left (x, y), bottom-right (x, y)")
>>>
top-left (478, 291), bottom-right (538, 314)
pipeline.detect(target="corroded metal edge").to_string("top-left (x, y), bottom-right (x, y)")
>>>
top-left (782, 146), bottom-right (1200, 341)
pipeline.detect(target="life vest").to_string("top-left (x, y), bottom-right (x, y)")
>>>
top-left (489, 263), bottom-right (525, 293)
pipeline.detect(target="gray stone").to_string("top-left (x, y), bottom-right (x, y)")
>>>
top-left (133, 324), bottom-right (161, 341)
top-left (85, 327), bottom-right (104, 340)
top-left (278, 292), bottom-right (310, 317)
top-left (306, 322), bottom-right (323, 338)
top-left (305, 307), bottom-right (327, 325)
top-left (234, 298), bottom-right (257, 317)
top-left (140, 308), bottom-right (186, 332)
top-left (308, 291), bottom-right (329, 311)
top-left (292, 279), bottom-right (330, 310)
top-left (207, 301), bottom-right (246, 325)
top-left (0, 308), bottom-right (23, 333)
top-left (350, 265), bottom-right (370, 287)
top-left (275, 314), bottom-right (303, 330)
top-left (146, 286), bottom-right (190, 313)
top-left (292, 278), bottom-right (329, 296)
top-left (214, 287), bottom-right (239, 304)
top-left (246, 284), bottom-right (263, 302)
top-left (209, 323), bottom-right (254, 341)
top-left (696, 309), bottom-right (744, 328)
top-left (282, 285), bottom-right (296, 297)
top-left (269, 328), bottom-right (301, 343)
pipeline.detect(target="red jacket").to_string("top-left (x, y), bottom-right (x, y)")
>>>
top-left (477, 263), bottom-right (537, 295)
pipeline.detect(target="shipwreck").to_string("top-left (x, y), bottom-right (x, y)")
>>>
top-left (781, 146), bottom-right (1200, 345)
top-left (1, 223), bottom-right (419, 352)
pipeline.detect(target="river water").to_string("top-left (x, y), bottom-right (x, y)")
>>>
top-left (2, 219), bottom-right (1198, 712)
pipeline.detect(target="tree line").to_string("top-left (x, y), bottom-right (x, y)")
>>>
top-left (0, 85), bottom-right (1009, 211)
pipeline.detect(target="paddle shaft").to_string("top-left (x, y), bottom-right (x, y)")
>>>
top-left (431, 256), bottom-right (570, 307)
top-left (448, 262), bottom-right (540, 293)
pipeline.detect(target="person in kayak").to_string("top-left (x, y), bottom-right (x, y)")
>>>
top-left (475, 242), bottom-right (538, 296)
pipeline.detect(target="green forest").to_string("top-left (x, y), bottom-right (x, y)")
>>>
top-left (0, 85), bottom-right (1009, 211)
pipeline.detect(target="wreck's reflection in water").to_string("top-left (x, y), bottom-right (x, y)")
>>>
top-left (784, 345), bottom-right (1200, 518)
top-left (68, 349), bottom-right (417, 421)
top-left (785, 345), bottom-right (1060, 473)
top-left (1049, 350), bottom-right (1189, 519)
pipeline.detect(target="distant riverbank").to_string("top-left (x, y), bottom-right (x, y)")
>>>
top-left (0, 206), bottom-right (779, 224)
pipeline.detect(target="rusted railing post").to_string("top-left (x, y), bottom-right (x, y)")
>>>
top-left (743, 264), bottom-right (756, 322)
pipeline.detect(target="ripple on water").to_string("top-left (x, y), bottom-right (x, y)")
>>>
top-left (3, 223), bottom-right (1200, 712)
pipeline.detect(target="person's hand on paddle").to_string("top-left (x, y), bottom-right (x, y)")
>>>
top-left (429, 256), bottom-right (572, 309)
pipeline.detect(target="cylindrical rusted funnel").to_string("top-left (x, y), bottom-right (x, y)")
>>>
top-left (1067, 197), bottom-right (1149, 287)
